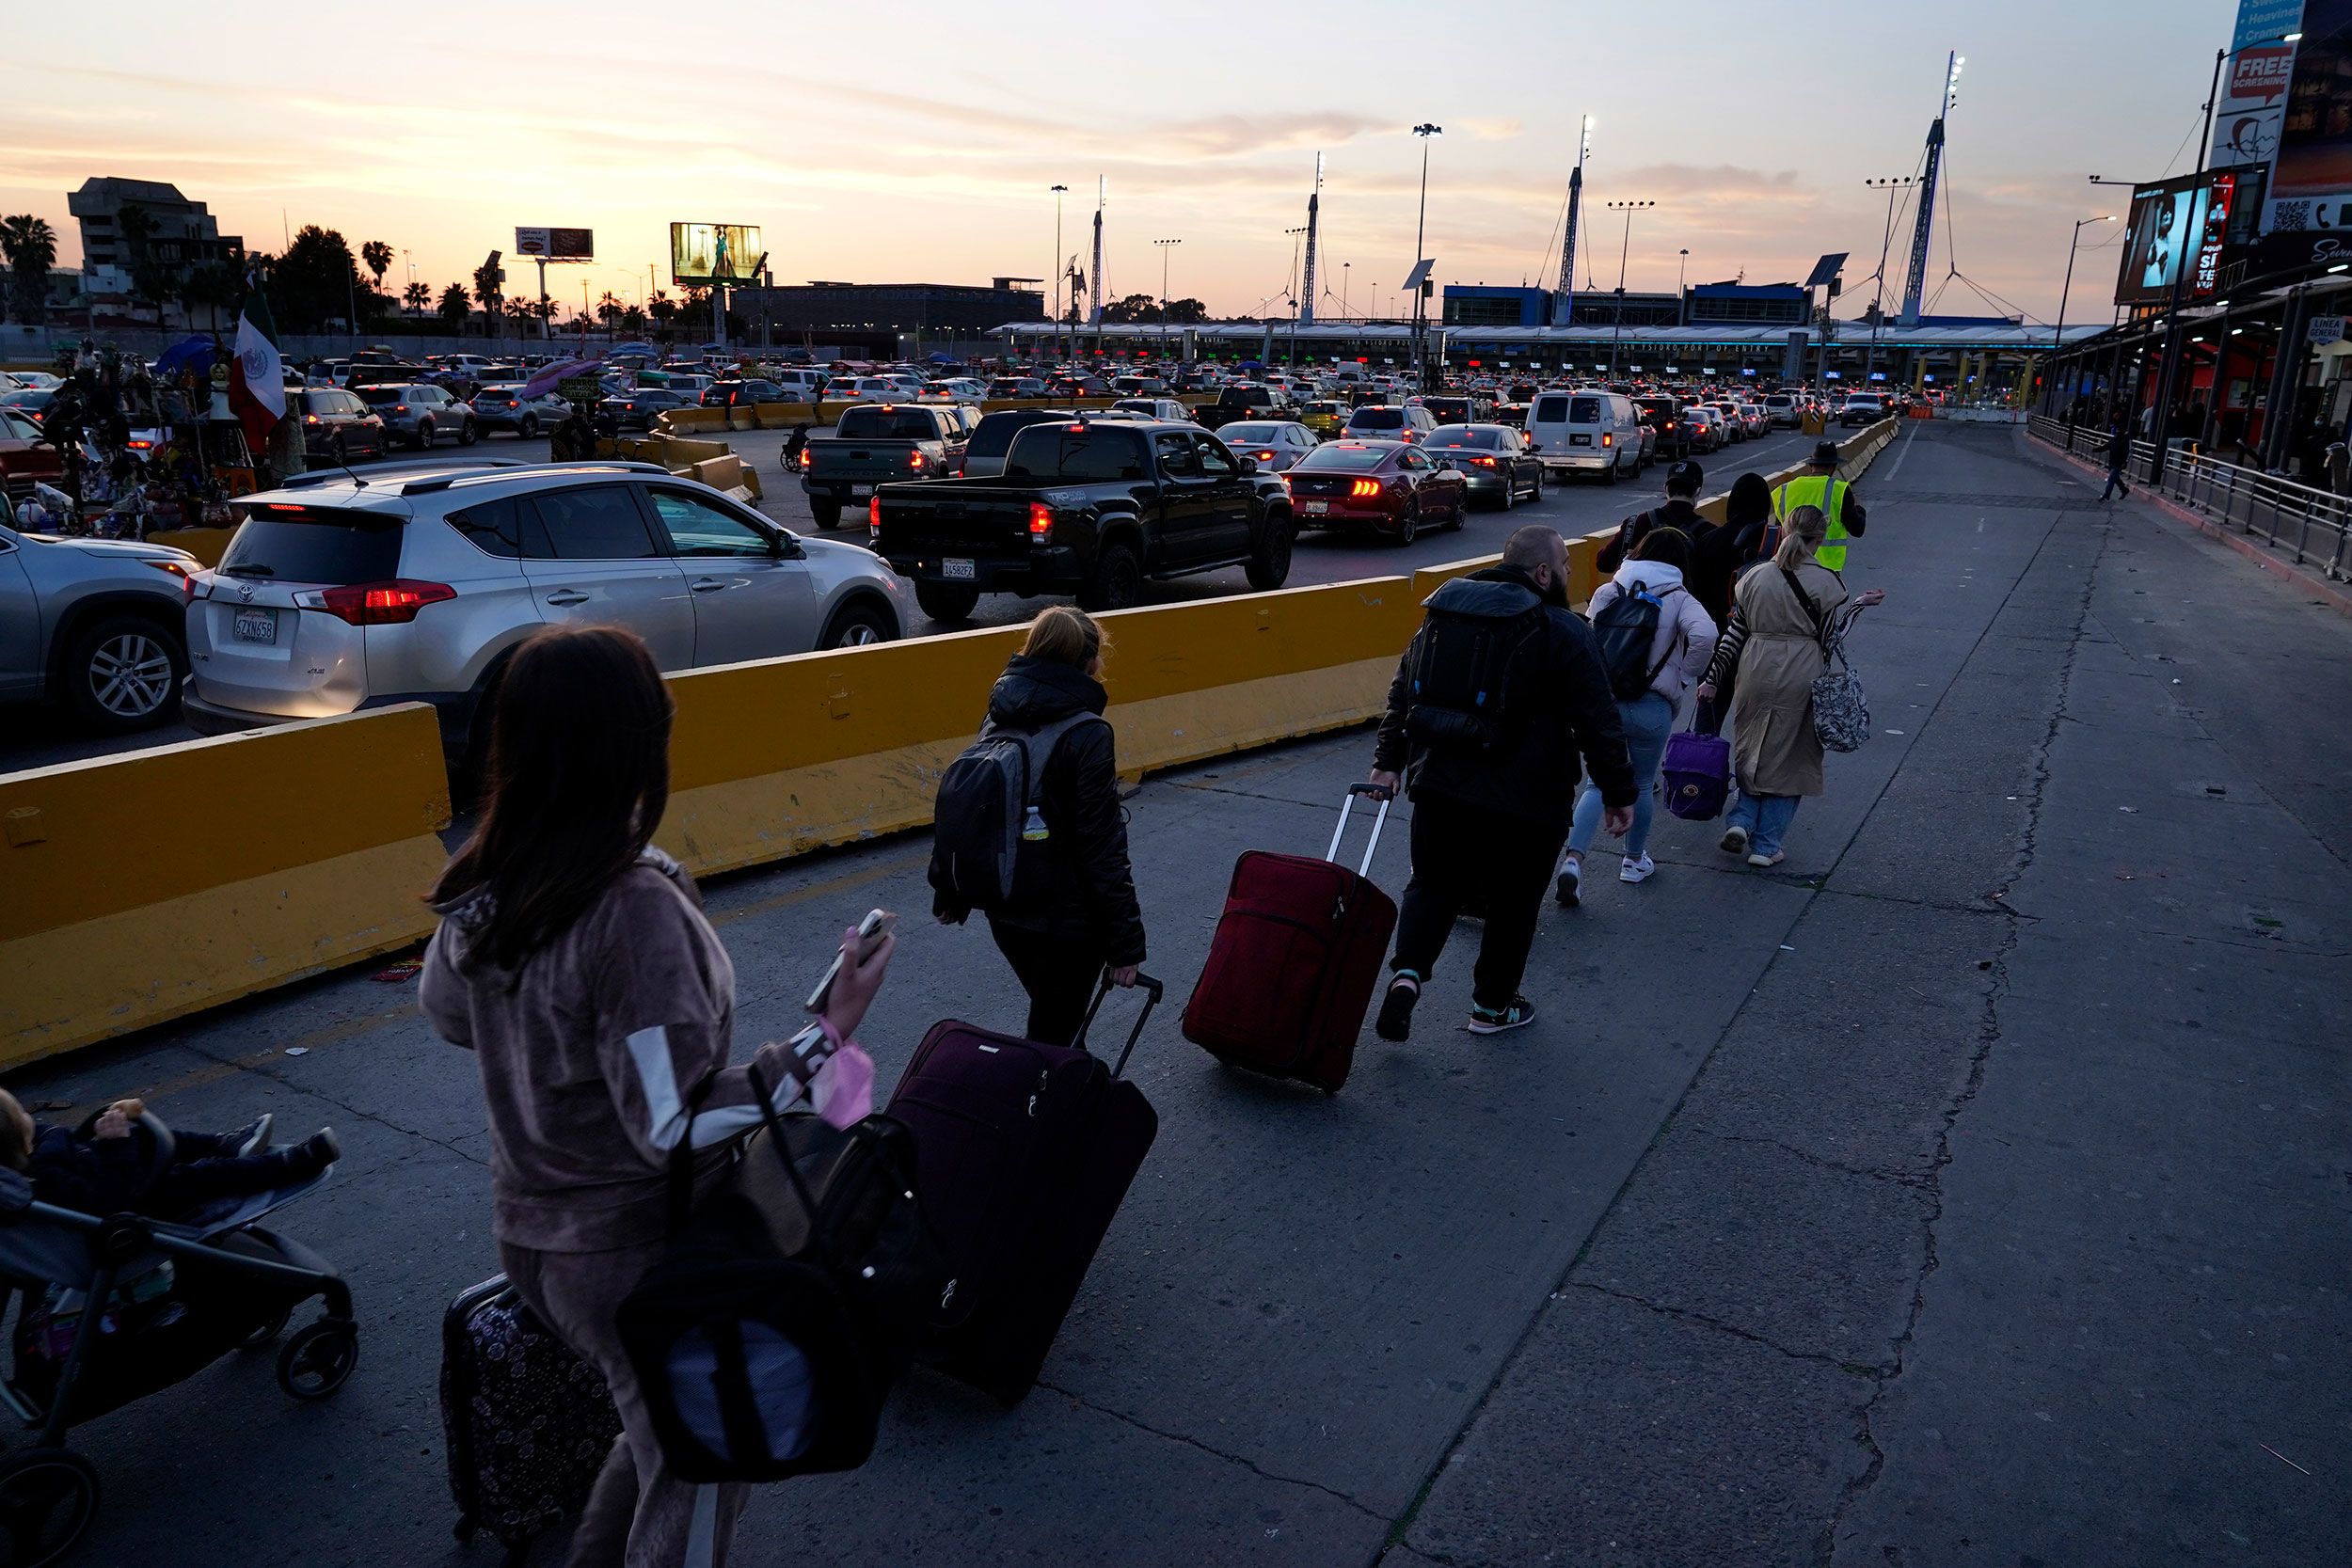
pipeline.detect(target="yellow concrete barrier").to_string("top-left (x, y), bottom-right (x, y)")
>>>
top-left (658, 576), bottom-right (1417, 878)
top-left (0, 705), bottom-right (453, 1069)
top-left (144, 527), bottom-right (236, 568)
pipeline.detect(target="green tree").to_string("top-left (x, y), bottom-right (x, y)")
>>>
top-left (471, 259), bottom-right (503, 340)
top-left (1, 214), bottom-right (60, 324)
top-left (1163, 297), bottom-right (1209, 325)
top-left (403, 279), bottom-right (431, 317)
top-left (1101, 293), bottom-right (1161, 325)
top-left (437, 282), bottom-right (472, 329)
top-left (273, 224), bottom-right (364, 332)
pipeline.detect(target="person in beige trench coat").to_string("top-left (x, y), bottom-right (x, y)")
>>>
top-left (1695, 505), bottom-right (1884, 866)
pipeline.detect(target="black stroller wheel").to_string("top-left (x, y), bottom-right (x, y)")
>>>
top-left (0, 1449), bottom-right (99, 1568)
top-left (277, 1321), bottom-right (358, 1400)
top-left (238, 1305), bottom-right (294, 1352)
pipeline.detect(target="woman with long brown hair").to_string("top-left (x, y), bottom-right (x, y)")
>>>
top-left (421, 624), bottom-right (889, 1567)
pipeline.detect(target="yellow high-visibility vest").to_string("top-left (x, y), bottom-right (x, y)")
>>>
top-left (1772, 473), bottom-right (1854, 571)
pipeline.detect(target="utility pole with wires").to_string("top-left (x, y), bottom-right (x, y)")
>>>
top-left (1864, 176), bottom-right (1918, 379)
top-left (1555, 114), bottom-right (1592, 326)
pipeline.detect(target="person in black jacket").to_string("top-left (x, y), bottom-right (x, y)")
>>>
top-left (2101, 421), bottom-right (2132, 501)
top-left (1686, 469), bottom-right (1775, 635)
top-left (934, 607), bottom-right (1145, 1046)
top-left (1597, 460), bottom-right (1704, 574)
top-left (0, 1089), bottom-right (336, 1219)
top-left (1368, 526), bottom-right (1636, 1038)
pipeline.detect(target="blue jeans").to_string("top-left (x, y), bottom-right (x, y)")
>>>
top-left (1725, 789), bottom-right (1801, 856)
top-left (1569, 691), bottom-right (1675, 860)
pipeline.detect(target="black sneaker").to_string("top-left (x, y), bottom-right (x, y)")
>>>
top-left (1468, 995), bottom-right (1538, 1036)
top-left (225, 1114), bottom-right (274, 1160)
top-left (278, 1128), bottom-right (342, 1180)
top-left (1375, 974), bottom-right (1421, 1041)
top-left (1555, 856), bottom-right (1582, 908)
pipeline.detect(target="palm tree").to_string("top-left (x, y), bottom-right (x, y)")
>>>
top-left (403, 279), bottom-right (431, 317)
top-left (596, 289), bottom-right (624, 327)
top-left (360, 241), bottom-right (392, 290)
top-left (1, 214), bottom-right (59, 325)
top-left (437, 282), bottom-right (471, 330)
top-left (471, 260), bottom-right (503, 340)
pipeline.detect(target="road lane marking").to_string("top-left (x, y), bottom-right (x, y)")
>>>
top-left (1885, 421), bottom-right (1923, 483)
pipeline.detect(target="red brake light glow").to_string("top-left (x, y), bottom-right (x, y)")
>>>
top-left (799, 448), bottom-right (814, 470)
top-left (317, 579), bottom-right (455, 626)
top-left (1601, 432), bottom-right (1613, 447)
top-left (1349, 479), bottom-right (1382, 498)
top-left (1028, 502), bottom-right (1054, 540)
top-left (907, 450), bottom-right (927, 468)
top-left (869, 495), bottom-right (882, 531)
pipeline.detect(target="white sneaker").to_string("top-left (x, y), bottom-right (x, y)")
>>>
top-left (1746, 848), bottom-right (1785, 868)
top-left (1619, 854), bottom-right (1655, 884)
top-left (1720, 826), bottom-right (1750, 855)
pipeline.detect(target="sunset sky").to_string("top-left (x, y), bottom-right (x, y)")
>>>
top-left (8, 0), bottom-right (2233, 325)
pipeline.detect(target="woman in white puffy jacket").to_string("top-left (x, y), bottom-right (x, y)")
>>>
top-left (1557, 528), bottom-right (1719, 903)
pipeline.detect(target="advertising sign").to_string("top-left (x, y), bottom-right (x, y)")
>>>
top-left (2116, 171), bottom-right (2237, 306)
top-left (2265, 0), bottom-right (2352, 232)
top-left (515, 227), bottom-right (594, 261)
top-left (670, 223), bottom-right (764, 285)
top-left (2233, 0), bottom-right (2304, 51)
top-left (2212, 45), bottom-right (2297, 168)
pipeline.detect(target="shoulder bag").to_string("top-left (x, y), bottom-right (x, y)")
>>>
top-left (1778, 566), bottom-right (1869, 753)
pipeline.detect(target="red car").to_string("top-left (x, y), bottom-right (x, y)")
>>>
top-left (0, 408), bottom-right (62, 503)
top-left (1282, 439), bottom-right (1468, 546)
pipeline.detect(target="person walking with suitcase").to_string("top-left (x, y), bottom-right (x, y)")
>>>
top-left (1694, 506), bottom-right (1886, 867)
top-left (931, 606), bottom-right (1145, 1047)
top-left (1557, 527), bottom-right (1718, 904)
top-left (420, 624), bottom-right (891, 1568)
top-left (1368, 525), bottom-right (1637, 1038)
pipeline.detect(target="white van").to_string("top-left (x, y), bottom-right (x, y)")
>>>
top-left (1527, 388), bottom-right (1644, 483)
top-left (771, 368), bottom-right (830, 400)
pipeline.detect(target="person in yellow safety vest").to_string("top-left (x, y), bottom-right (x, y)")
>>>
top-left (1771, 439), bottom-right (1869, 572)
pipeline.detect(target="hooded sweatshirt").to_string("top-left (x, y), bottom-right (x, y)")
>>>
top-left (421, 847), bottom-right (844, 1253)
top-left (1585, 559), bottom-right (1720, 707)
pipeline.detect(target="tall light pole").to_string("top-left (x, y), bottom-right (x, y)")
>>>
top-left (1606, 198), bottom-right (1654, 376)
top-left (1153, 237), bottom-right (1181, 355)
top-left (1411, 122), bottom-right (1441, 386)
top-left (2047, 214), bottom-right (2113, 417)
top-left (1863, 176), bottom-right (1919, 382)
top-left (1051, 184), bottom-right (1069, 367)
top-left (2152, 28), bottom-right (2301, 481)
top-left (1284, 226), bottom-right (1309, 367)
top-left (1343, 261), bottom-right (1351, 319)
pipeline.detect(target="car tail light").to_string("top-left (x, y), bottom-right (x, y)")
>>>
top-left (1471, 455), bottom-right (1497, 467)
top-left (800, 448), bottom-right (814, 470)
top-left (393, 404), bottom-right (409, 413)
top-left (1349, 479), bottom-right (1382, 499)
top-left (908, 450), bottom-right (927, 469)
top-left (869, 495), bottom-right (882, 531)
top-left (1028, 502), bottom-right (1054, 543)
top-left (303, 415), bottom-right (319, 424)
top-left (1601, 432), bottom-right (1613, 447)
top-left (318, 579), bottom-right (455, 626)
top-left (1255, 451), bottom-right (1275, 461)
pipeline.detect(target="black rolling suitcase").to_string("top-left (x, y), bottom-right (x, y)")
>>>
top-left (441, 1274), bottom-right (623, 1565)
top-left (885, 973), bottom-right (1161, 1405)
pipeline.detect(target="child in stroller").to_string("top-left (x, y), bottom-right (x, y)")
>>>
top-left (0, 1091), bottom-right (339, 1221)
top-left (0, 1101), bottom-right (357, 1566)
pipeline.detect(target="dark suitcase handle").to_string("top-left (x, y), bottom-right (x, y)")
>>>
top-left (1073, 970), bottom-right (1163, 1079)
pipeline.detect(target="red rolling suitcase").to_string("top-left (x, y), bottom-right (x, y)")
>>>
top-left (884, 974), bottom-right (1161, 1406)
top-left (1182, 784), bottom-right (1397, 1092)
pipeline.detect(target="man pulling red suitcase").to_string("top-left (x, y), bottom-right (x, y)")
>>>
top-left (1368, 526), bottom-right (1637, 1039)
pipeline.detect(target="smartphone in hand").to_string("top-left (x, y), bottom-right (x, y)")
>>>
top-left (804, 908), bottom-right (898, 1015)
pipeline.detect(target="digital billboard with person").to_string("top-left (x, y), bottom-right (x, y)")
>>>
top-left (669, 223), bottom-right (764, 285)
top-left (2116, 173), bottom-right (2234, 306)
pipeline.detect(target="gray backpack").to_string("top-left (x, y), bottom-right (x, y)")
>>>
top-left (929, 710), bottom-right (1104, 912)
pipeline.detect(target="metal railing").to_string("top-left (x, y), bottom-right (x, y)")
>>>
top-left (2028, 415), bottom-right (2352, 582)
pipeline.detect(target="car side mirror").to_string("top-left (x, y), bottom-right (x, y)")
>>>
top-left (770, 531), bottom-right (805, 560)
top-left (1239, 456), bottom-right (1259, 474)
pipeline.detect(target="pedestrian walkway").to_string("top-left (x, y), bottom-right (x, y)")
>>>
top-left (18, 424), bottom-right (2348, 1566)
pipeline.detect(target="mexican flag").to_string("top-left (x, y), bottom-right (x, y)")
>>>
top-left (230, 283), bottom-right (286, 453)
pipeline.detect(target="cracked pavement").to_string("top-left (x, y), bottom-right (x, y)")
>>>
top-left (14, 425), bottom-right (2348, 1565)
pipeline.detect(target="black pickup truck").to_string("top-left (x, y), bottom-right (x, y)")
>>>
top-left (800, 403), bottom-right (973, 531)
top-left (870, 418), bottom-right (1295, 621)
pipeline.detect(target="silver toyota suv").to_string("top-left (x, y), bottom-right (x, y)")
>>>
top-left (183, 460), bottom-right (908, 768)
top-left (1, 517), bottom-right (198, 733)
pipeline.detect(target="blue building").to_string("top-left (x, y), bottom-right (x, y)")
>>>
top-left (1441, 285), bottom-right (1550, 327)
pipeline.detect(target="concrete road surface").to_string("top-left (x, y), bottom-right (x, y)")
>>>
top-left (14, 423), bottom-right (2345, 1566)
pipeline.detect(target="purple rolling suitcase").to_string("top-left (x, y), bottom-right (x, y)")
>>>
top-left (1661, 722), bottom-right (1732, 822)
top-left (885, 974), bottom-right (1161, 1404)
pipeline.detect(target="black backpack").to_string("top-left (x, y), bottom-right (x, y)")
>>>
top-left (1404, 578), bottom-right (1549, 752)
top-left (930, 710), bottom-right (1104, 913)
top-left (1590, 582), bottom-right (1681, 702)
top-left (616, 1062), bottom-right (918, 1484)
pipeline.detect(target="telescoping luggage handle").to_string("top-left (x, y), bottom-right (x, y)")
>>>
top-left (1326, 783), bottom-right (1391, 878)
top-left (1073, 971), bottom-right (1165, 1079)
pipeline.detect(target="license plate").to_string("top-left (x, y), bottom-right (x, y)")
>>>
top-left (849, 485), bottom-right (871, 499)
top-left (943, 558), bottom-right (977, 580)
top-left (1571, 434), bottom-right (1593, 446)
top-left (1302, 500), bottom-right (1329, 514)
top-left (233, 608), bottom-right (277, 644)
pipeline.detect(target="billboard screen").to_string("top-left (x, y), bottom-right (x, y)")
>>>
top-left (2212, 44), bottom-right (2297, 169)
top-left (2266, 0), bottom-right (2352, 232)
top-left (515, 227), bottom-right (593, 261)
top-left (670, 223), bottom-right (763, 285)
top-left (2116, 171), bottom-right (2237, 305)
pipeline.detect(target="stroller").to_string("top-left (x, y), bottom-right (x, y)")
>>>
top-left (0, 1111), bottom-right (356, 1566)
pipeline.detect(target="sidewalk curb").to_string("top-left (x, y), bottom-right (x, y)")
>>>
top-left (2032, 437), bottom-right (2352, 619)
